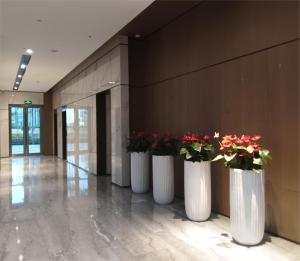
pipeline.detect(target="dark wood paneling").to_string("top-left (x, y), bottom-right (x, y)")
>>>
top-left (96, 91), bottom-right (108, 175)
top-left (132, 1), bottom-right (299, 87)
top-left (129, 1), bottom-right (299, 242)
top-left (42, 92), bottom-right (54, 155)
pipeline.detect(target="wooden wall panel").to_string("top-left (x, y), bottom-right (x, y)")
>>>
top-left (129, 1), bottom-right (299, 242)
top-left (42, 92), bottom-right (54, 155)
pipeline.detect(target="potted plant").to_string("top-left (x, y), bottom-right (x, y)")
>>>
top-left (179, 133), bottom-right (214, 221)
top-left (127, 131), bottom-right (151, 193)
top-left (213, 132), bottom-right (272, 245)
top-left (150, 133), bottom-right (178, 204)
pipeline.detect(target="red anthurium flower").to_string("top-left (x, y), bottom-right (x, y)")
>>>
top-left (236, 139), bottom-right (244, 145)
top-left (137, 132), bottom-right (145, 138)
top-left (251, 135), bottom-right (262, 141)
top-left (164, 133), bottom-right (172, 141)
top-left (221, 140), bottom-right (232, 148)
top-left (203, 135), bottom-right (210, 141)
top-left (252, 144), bottom-right (260, 151)
top-left (241, 135), bottom-right (250, 141)
top-left (152, 133), bottom-right (160, 140)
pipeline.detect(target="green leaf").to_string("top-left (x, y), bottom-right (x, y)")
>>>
top-left (212, 154), bottom-right (223, 162)
top-left (253, 158), bottom-right (263, 165)
top-left (180, 148), bottom-right (187, 155)
top-left (180, 147), bottom-right (192, 159)
top-left (246, 146), bottom-right (254, 153)
top-left (224, 153), bottom-right (236, 162)
top-left (259, 149), bottom-right (272, 165)
top-left (185, 153), bottom-right (192, 159)
top-left (192, 142), bottom-right (201, 152)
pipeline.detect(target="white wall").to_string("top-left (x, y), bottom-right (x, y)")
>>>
top-left (0, 91), bottom-right (44, 157)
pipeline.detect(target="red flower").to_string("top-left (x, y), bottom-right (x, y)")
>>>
top-left (152, 133), bottom-right (160, 140)
top-left (251, 135), bottom-right (262, 141)
top-left (236, 139), bottom-right (244, 145)
top-left (137, 132), bottom-right (145, 138)
top-left (203, 135), bottom-right (210, 141)
top-left (164, 133), bottom-right (172, 141)
top-left (221, 140), bottom-right (232, 148)
top-left (241, 135), bottom-right (250, 141)
top-left (253, 144), bottom-right (260, 151)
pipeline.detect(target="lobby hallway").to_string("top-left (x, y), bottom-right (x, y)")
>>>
top-left (0, 156), bottom-right (299, 261)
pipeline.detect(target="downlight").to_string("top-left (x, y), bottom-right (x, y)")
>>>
top-left (12, 49), bottom-right (33, 90)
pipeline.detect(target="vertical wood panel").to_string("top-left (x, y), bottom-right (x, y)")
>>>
top-left (129, 2), bottom-right (299, 242)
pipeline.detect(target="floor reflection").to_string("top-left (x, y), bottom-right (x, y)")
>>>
top-left (0, 156), bottom-right (298, 261)
top-left (65, 163), bottom-right (89, 198)
top-left (11, 158), bottom-right (25, 207)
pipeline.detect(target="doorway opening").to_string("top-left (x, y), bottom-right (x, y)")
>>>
top-left (9, 105), bottom-right (42, 156)
top-left (62, 109), bottom-right (67, 160)
top-left (96, 90), bottom-right (111, 175)
top-left (54, 109), bottom-right (58, 156)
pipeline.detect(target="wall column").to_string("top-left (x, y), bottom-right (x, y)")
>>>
top-left (111, 85), bottom-right (130, 186)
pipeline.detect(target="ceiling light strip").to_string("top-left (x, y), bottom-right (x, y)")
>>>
top-left (12, 49), bottom-right (33, 90)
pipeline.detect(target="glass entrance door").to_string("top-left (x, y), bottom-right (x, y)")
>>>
top-left (10, 106), bottom-right (25, 155)
top-left (28, 107), bottom-right (41, 154)
top-left (10, 105), bottom-right (42, 156)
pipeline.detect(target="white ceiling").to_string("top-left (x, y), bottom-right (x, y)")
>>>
top-left (0, 0), bottom-right (154, 92)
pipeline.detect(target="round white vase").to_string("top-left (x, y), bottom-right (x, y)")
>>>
top-left (130, 152), bottom-right (150, 193)
top-left (184, 160), bottom-right (211, 221)
top-left (230, 168), bottom-right (265, 245)
top-left (152, 155), bottom-right (174, 204)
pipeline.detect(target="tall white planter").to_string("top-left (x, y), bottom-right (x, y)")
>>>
top-left (152, 155), bottom-right (174, 204)
top-left (230, 168), bottom-right (265, 245)
top-left (130, 152), bottom-right (149, 193)
top-left (184, 161), bottom-right (211, 221)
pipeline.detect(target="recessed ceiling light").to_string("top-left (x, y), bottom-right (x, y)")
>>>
top-left (25, 49), bottom-right (33, 55)
top-left (36, 19), bottom-right (42, 23)
top-left (20, 64), bottom-right (26, 69)
top-left (51, 49), bottom-right (59, 53)
top-left (88, 35), bottom-right (92, 39)
top-left (17, 75), bottom-right (22, 78)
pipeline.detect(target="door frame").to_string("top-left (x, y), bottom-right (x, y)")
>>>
top-left (9, 104), bottom-right (43, 156)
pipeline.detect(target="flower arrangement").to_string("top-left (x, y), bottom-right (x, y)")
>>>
top-left (179, 133), bottom-right (214, 162)
top-left (150, 133), bottom-right (179, 156)
top-left (127, 131), bottom-right (151, 152)
top-left (213, 132), bottom-right (271, 171)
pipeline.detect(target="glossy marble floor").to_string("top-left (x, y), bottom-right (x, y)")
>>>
top-left (0, 156), bottom-right (299, 261)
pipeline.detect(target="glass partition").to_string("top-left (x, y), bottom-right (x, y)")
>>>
top-left (28, 107), bottom-right (41, 154)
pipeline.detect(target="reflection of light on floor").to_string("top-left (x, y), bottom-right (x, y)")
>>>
top-left (12, 186), bottom-right (24, 205)
top-left (11, 158), bottom-right (25, 206)
top-left (66, 165), bottom-right (88, 198)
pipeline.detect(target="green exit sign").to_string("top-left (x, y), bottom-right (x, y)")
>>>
top-left (24, 100), bottom-right (32, 105)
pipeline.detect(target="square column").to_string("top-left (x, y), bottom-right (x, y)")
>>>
top-left (110, 84), bottom-right (130, 186)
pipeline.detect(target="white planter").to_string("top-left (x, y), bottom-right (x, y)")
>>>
top-left (184, 161), bottom-right (211, 221)
top-left (230, 168), bottom-right (265, 245)
top-left (152, 155), bottom-right (174, 204)
top-left (130, 152), bottom-right (150, 193)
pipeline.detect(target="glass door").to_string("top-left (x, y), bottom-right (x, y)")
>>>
top-left (27, 107), bottom-right (41, 154)
top-left (10, 106), bottom-right (25, 155)
top-left (10, 105), bottom-right (42, 156)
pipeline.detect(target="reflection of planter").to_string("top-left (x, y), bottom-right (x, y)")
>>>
top-left (152, 155), bottom-right (174, 204)
top-left (230, 168), bottom-right (265, 246)
top-left (184, 161), bottom-right (211, 221)
top-left (130, 152), bottom-right (150, 193)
